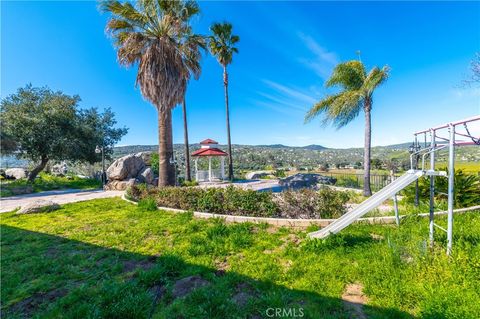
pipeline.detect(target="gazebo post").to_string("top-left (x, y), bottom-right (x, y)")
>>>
top-left (208, 156), bottom-right (212, 182)
top-left (220, 157), bottom-right (225, 180)
top-left (195, 158), bottom-right (198, 181)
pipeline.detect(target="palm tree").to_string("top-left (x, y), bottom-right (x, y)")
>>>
top-left (305, 60), bottom-right (389, 196)
top-left (182, 98), bottom-right (191, 181)
top-left (181, 32), bottom-right (206, 183)
top-left (209, 22), bottom-right (239, 181)
top-left (101, 0), bottom-right (204, 186)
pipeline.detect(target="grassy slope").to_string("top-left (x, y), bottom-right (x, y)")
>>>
top-left (1, 198), bottom-right (479, 318)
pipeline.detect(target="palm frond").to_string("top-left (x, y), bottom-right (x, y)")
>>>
top-left (209, 22), bottom-right (239, 66)
top-left (304, 94), bottom-right (339, 123)
top-left (362, 65), bottom-right (390, 96)
top-left (326, 61), bottom-right (365, 90)
top-left (327, 90), bottom-right (362, 128)
top-left (306, 59), bottom-right (387, 128)
top-left (102, 0), bottom-right (204, 112)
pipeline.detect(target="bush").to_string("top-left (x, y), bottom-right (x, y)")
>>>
top-left (275, 187), bottom-right (350, 219)
top-left (128, 184), bottom-right (350, 219)
top-left (137, 197), bottom-right (157, 211)
top-left (335, 176), bottom-right (361, 189)
top-left (403, 169), bottom-right (480, 208)
top-left (182, 180), bottom-right (199, 187)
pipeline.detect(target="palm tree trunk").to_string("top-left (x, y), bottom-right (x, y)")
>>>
top-left (223, 65), bottom-right (234, 181)
top-left (182, 98), bottom-right (191, 182)
top-left (363, 98), bottom-right (372, 196)
top-left (158, 109), bottom-right (175, 187)
top-left (27, 155), bottom-right (48, 182)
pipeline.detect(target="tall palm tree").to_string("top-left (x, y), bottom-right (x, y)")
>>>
top-left (182, 98), bottom-right (191, 181)
top-left (305, 60), bottom-right (389, 196)
top-left (101, 0), bottom-right (204, 186)
top-left (209, 22), bottom-right (239, 181)
top-left (182, 31), bottom-right (206, 183)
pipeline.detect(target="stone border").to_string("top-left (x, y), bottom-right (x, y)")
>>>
top-left (121, 195), bottom-right (479, 228)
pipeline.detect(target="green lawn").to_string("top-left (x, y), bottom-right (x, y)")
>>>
top-left (1, 198), bottom-right (479, 318)
top-left (0, 173), bottom-right (101, 197)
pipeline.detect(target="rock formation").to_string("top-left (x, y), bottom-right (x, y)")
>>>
top-left (104, 152), bottom-right (156, 190)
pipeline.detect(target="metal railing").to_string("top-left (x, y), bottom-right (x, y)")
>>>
top-left (196, 169), bottom-right (224, 182)
top-left (322, 172), bottom-right (399, 191)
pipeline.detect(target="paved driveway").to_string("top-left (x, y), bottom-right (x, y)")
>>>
top-left (0, 189), bottom-right (124, 213)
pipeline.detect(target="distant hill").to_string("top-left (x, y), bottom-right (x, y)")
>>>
top-left (3, 142), bottom-right (477, 172)
top-left (301, 144), bottom-right (327, 151)
top-left (113, 142), bottom-right (413, 157)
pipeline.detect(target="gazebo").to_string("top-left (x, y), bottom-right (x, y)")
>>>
top-left (191, 139), bottom-right (228, 182)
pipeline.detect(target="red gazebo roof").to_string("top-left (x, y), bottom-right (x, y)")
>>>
top-left (192, 148), bottom-right (227, 157)
top-left (200, 138), bottom-right (218, 145)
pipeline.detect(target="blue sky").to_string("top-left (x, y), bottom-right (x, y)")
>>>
top-left (2, 1), bottom-right (479, 148)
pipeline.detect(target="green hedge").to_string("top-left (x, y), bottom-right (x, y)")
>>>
top-left (127, 185), bottom-right (350, 219)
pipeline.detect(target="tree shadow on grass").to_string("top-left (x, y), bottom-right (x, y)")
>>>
top-left (1, 225), bottom-right (414, 319)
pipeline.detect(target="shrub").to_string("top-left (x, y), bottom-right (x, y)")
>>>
top-left (403, 169), bottom-right (480, 208)
top-left (150, 153), bottom-right (159, 175)
top-left (274, 187), bottom-right (349, 219)
top-left (335, 176), bottom-right (361, 189)
top-left (137, 197), bottom-right (157, 211)
top-left (129, 184), bottom-right (350, 219)
top-left (182, 180), bottom-right (199, 187)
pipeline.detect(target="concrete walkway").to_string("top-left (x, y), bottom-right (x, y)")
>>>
top-left (0, 189), bottom-right (124, 213)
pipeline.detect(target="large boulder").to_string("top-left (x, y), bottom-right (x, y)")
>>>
top-left (107, 154), bottom-right (146, 181)
top-left (5, 168), bottom-right (27, 180)
top-left (104, 178), bottom-right (136, 191)
top-left (137, 167), bottom-right (154, 185)
top-left (17, 200), bottom-right (60, 214)
top-left (135, 152), bottom-right (154, 166)
top-left (279, 173), bottom-right (336, 190)
top-left (245, 170), bottom-right (274, 180)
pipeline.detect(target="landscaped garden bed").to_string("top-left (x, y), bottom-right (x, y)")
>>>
top-left (126, 184), bottom-right (350, 219)
top-left (1, 198), bottom-right (479, 318)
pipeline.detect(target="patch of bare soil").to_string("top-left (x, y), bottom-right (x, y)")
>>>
top-left (342, 283), bottom-right (368, 319)
top-left (123, 257), bottom-right (156, 272)
top-left (232, 282), bottom-right (256, 307)
top-left (172, 275), bottom-right (210, 299)
top-left (369, 233), bottom-right (384, 240)
top-left (148, 284), bottom-right (166, 318)
top-left (8, 288), bottom-right (68, 317)
top-left (215, 259), bottom-right (229, 272)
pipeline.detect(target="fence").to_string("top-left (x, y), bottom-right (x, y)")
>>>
top-left (195, 169), bottom-right (224, 182)
top-left (323, 172), bottom-right (399, 192)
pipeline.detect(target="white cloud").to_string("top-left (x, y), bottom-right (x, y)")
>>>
top-left (297, 32), bottom-right (338, 79)
top-left (262, 79), bottom-right (316, 104)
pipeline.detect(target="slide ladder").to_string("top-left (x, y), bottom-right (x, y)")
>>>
top-left (308, 170), bottom-right (425, 239)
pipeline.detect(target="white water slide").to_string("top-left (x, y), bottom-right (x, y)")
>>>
top-left (308, 169), bottom-right (426, 239)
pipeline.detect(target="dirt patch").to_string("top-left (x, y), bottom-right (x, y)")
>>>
top-left (232, 282), bottom-right (256, 307)
top-left (8, 288), bottom-right (68, 317)
top-left (280, 259), bottom-right (293, 270)
top-left (123, 257), bottom-right (156, 272)
top-left (342, 283), bottom-right (368, 319)
top-left (215, 259), bottom-right (229, 271)
top-left (172, 275), bottom-right (210, 299)
top-left (148, 284), bottom-right (166, 318)
top-left (369, 233), bottom-right (384, 241)
top-left (44, 247), bottom-right (59, 258)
